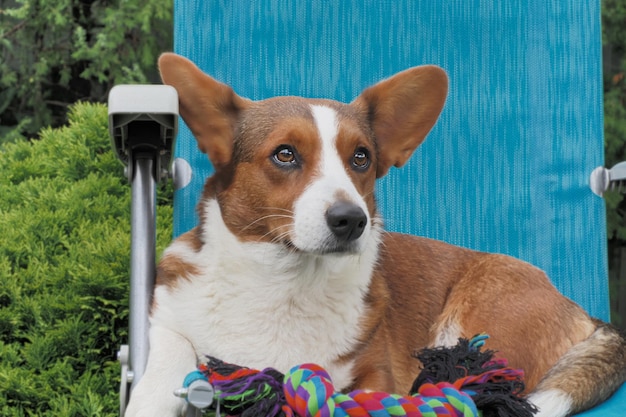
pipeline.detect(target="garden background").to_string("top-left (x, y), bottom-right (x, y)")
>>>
top-left (1, 1), bottom-right (626, 415)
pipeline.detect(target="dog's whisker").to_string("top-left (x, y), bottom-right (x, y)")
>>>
top-left (361, 189), bottom-right (376, 200)
top-left (258, 206), bottom-right (295, 215)
top-left (264, 226), bottom-right (292, 244)
top-left (240, 214), bottom-right (294, 232)
top-left (250, 219), bottom-right (291, 243)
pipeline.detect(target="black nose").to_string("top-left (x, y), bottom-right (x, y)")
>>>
top-left (326, 202), bottom-right (367, 242)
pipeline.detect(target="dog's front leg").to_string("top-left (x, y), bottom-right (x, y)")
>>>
top-left (124, 325), bottom-right (197, 417)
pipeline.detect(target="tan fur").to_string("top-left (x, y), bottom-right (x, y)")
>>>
top-left (156, 52), bottom-right (626, 415)
top-left (159, 53), bottom-right (251, 168)
top-left (351, 65), bottom-right (448, 177)
top-left (156, 229), bottom-right (202, 288)
top-left (541, 322), bottom-right (626, 408)
top-left (348, 233), bottom-right (596, 394)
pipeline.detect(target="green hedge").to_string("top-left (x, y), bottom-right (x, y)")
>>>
top-left (0, 103), bottom-right (173, 416)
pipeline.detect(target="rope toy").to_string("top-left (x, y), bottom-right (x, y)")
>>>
top-left (281, 364), bottom-right (478, 417)
top-left (188, 334), bottom-right (537, 417)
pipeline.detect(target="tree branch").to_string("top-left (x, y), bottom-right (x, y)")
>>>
top-left (1, 20), bottom-right (27, 40)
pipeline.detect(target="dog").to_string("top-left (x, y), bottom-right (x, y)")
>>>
top-left (124, 53), bottom-right (626, 417)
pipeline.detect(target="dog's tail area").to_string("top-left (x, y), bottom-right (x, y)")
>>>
top-left (527, 321), bottom-right (626, 417)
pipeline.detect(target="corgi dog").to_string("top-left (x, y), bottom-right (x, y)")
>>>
top-left (124, 53), bottom-right (626, 417)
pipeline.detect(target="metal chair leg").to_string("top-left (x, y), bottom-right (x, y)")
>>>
top-left (108, 85), bottom-right (179, 415)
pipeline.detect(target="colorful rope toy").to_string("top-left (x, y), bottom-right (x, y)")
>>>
top-left (179, 334), bottom-right (537, 417)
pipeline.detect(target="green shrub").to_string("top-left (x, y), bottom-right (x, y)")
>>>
top-left (0, 0), bottom-right (172, 139)
top-left (0, 102), bottom-right (173, 416)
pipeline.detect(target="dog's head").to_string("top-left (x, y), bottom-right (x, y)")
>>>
top-left (159, 53), bottom-right (447, 255)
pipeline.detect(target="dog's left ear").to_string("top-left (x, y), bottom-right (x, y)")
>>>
top-left (352, 66), bottom-right (448, 178)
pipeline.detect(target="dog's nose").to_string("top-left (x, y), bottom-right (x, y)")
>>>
top-left (326, 202), bottom-right (367, 242)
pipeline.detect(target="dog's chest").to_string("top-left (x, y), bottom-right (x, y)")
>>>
top-left (152, 240), bottom-right (375, 390)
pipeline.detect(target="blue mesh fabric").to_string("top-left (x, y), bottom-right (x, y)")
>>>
top-left (171, 2), bottom-right (625, 413)
top-left (172, 1), bottom-right (608, 320)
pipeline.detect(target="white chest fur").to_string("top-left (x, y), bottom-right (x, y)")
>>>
top-left (150, 200), bottom-right (380, 390)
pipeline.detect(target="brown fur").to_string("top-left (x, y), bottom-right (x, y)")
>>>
top-left (157, 52), bottom-right (626, 415)
top-left (348, 233), bottom-right (596, 394)
top-left (156, 229), bottom-right (202, 288)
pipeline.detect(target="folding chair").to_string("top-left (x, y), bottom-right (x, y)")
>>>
top-left (111, 1), bottom-right (626, 415)
top-left (108, 85), bottom-right (180, 415)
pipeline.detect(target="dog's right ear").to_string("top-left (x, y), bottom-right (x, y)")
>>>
top-left (158, 53), bottom-right (250, 169)
top-left (352, 65), bottom-right (448, 178)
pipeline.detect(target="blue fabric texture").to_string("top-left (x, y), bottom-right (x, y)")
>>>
top-left (173, 0), bottom-right (608, 320)
top-left (171, 1), bottom-right (623, 413)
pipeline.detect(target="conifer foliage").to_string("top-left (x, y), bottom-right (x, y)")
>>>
top-left (0, 103), bottom-right (173, 416)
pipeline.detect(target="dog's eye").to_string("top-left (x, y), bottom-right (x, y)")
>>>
top-left (272, 145), bottom-right (299, 167)
top-left (351, 147), bottom-right (370, 170)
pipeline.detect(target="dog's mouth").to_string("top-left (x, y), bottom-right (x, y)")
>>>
top-left (317, 243), bottom-right (361, 255)
top-left (282, 237), bottom-right (361, 256)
